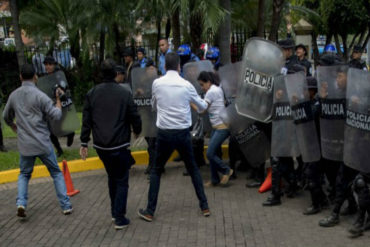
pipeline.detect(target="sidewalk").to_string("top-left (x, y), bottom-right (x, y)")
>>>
top-left (0, 164), bottom-right (369, 247)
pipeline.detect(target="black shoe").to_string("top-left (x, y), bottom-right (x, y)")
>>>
top-left (348, 212), bottom-right (365, 238)
top-left (246, 181), bottom-right (262, 188)
top-left (0, 145), bottom-right (7, 152)
top-left (262, 194), bottom-right (281, 206)
top-left (319, 213), bottom-right (339, 227)
top-left (340, 206), bottom-right (357, 216)
top-left (303, 205), bottom-right (321, 215)
top-left (66, 133), bottom-right (75, 147)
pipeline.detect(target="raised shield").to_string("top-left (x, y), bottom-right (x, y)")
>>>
top-left (285, 72), bottom-right (321, 162)
top-left (271, 75), bottom-right (300, 157)
top-left (235, 38), bottom-right (285, 122)
top-left (220, 103), bottom-right (270, 167)
top-left (131, 66), bottom-right (158, 137)
top-left (316, 65), bottom-right (348, 161)
top-left (37, 70), bottom-right (79, 136)
top-left (343, 68), bottom-right (370, 173)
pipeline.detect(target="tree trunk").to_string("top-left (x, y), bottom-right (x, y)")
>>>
top-left (268, 0), bottom-right (285, 42)
top-left (311, 31), bottom-right (320, 67)
top-left (340, 33), bottom-right (348, 61)
top-left (113, 22), bottom-right (122, 62)
top-left (217, 0), bottom-right (231, 64)
top-left (171, 7), bottom-right (181, 50)
top-left (361, 32), bottom-right (370, 50)
top-left (257, 0), bottom-right (265, 37)
top-left (165, 17), bottom-right (171, 39)
top-left (9, 0), bottom-right (25, 70)
top-left (334, 33), bottom-right (343, 58)
top-left (155, 17), bottom-right (162, 64)
top-left (99, 29), bottom-right (105, 64)
top-left (190, 13), bottom-right (203, 51)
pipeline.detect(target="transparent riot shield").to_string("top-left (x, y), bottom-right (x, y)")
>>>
top-left (343, 68), bottom-right (370, 173)
top-left (271, 75), bottom-right (300, 157)
top-left (38, 70), bottom-right (79, 136)
top-left (183, 60), bottom-right (214, 134)
top-left (131, 67), bottom-right (158, 137)
top-left (235, 38), bottom-right (285, 122)
top-left (219, 61), bottom-right (242, 103)
top-left (285, 72), bottom-right (321, 162)
top-left (317, 65), bottom-right (348, 161)
top-left (220, 103), bottom-right (270, 167)
top-left (183, 60), bottom-right (214, 94)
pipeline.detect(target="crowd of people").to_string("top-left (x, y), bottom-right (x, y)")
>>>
top-left (2, 34), bottom-right (370, 239)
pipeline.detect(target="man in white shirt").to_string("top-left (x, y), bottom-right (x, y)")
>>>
top-left (138, 52), bottom-right (210, 221)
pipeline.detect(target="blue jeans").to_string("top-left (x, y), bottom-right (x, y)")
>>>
top-left (146, 128), bottom-right (209, 215)
top-left (206, 129), bottom-right (231, 184)
top-left (97, 148), bottom-right (135, 225)
top-left (17, 147), bottom-right (71, 210)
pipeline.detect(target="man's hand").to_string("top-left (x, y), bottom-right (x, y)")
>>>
top-left (80, 147), bottom-right (88, 161)
top-left (10, 123), bottom-right (17, 133)
top-left (55, 88), bottom-right (65, 109)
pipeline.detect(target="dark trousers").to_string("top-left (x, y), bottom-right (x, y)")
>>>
top-left (332, 163), bottom-right (358, 214)
top-left (271, 157), bottom-right (297, 196)
top-left (50, 132), bottom-right (75, 152)
top-left (145, 137), bottom-right (157, 172)
top-left (353, 173), bottom-right (370, 214)
top-left (305, 161), bottom-right (327, 207)
top-left (97, 148), bottom-right (134, 225)
top-left (228, 137), bottom-right (249, 176)
top-left (146, 128), bottom-right (209, 215)
top-left (322, 158), bottom-right (340, 199)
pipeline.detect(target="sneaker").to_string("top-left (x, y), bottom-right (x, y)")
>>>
top-left (17, 206), bottom-right (26, 218)
top-left (204, 181), bottom-right (218, 187)
top-left (114, 217), bottom-right (130, 230)
top-left (262, 194), bottom-right (281, 206)
top-left (63, 207), bottom-right (73, 215)
top-left (303, 205), bottom-right (321, 215)
top-left (220, 169), bottom-right (233, 185)
top-left (319, 213), bottom-right (339, 227)
top-left (138, 209), bottom-right (153, 222)
top-left (202, 209), bottom-right (211, 217)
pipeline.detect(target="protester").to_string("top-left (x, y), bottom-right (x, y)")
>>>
top-left (138, 52), bottom-right (210, 222)
top-left (3, 64), bottom-right (72, 218)
top-left (80, 59), bottom-right (142, 229)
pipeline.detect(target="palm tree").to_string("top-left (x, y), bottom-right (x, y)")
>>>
top-left (9, 0), bottom-right (26, 69)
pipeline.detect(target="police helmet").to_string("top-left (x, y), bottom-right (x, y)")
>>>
top-left (324, 44), bottom-right (336, 53)
top-left (177, 44), bottom-right (191, 56)
top-left (206, 47), bottom-right (220, 60)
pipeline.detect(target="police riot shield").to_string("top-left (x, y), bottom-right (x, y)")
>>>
top-left (183, 60), bottom-right (214, 94)
top-left (271, 75), bottom-right (300, 157)
top-left (183, 60), bottom-right (213, 134)
top-left (343, 69), bottom-right (370, 173)
top-left (317, 65), bottom-right (348, 161)
top-left (285, 72), bottom-right (321, 162)
top-left (131, 67), bottom-right (158, 137)
top-left (219, 61), bottom-right (242, 103)
top-left (220, 103), bottom-right (270, 167)
top-left (37, 70), bottom-right (80, 136)
top-left (235, 38), bottom-right (285, 122)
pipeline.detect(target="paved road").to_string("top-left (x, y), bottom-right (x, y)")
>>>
top-left (0, 164), bottom-right (369, 247)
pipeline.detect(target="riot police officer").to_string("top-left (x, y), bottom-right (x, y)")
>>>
top-left (206, 46), bottom-right (222, 71)
top-left (295, 44), bottom-right (312, 76)
top-left (349, 45), bottom-right (368, 71)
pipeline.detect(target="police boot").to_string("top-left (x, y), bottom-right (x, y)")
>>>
top-left (348, 210), bottom-right (366, 238)
top-left (262, 193), bottom-right (281, 206)
top-left (319, 212), bottom-right (339, 227)
top-left (341, 196), bottom-right (358, 216)
top-left (303, 205), bottom-right (321, 215)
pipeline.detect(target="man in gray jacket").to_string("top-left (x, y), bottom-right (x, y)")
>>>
top-left (3, 64), bottom-right (72, 218)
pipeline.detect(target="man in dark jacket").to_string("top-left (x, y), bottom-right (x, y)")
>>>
top-left (80, 59), bottom-right (142, 230)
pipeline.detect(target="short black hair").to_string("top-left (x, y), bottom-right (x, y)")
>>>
top-left (165, 52), bottom-right (180, 71)
top-left (197, 71), bottom-right (219, 86)
top-left (21, 64), bottom-right (35, 80)
top-left (159, 37), bottom-right (168, 43)
top-left (101, 59), bottom-right (117, 79)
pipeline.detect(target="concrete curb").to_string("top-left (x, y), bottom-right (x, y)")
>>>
top-left (0, 145), bottom-right (229, 184)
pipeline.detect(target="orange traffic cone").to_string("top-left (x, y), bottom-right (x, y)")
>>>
top-left (62, 160), bottom-right (80, 196)
top-left (258, 167), bottom-right (272, 193)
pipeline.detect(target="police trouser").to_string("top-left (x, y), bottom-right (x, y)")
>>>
top-left (228, 137), bottom-right (249, 176)
top-left (353, 173), bottom-right (370, 214)
top-left (321, 158), bottom-right (340, 198)
top-left (305, 161), bottom-right (327, 207)
top-left (271, 157), bottom-right (296, 196)
top-left (332, 163), bottom-right (358, 214)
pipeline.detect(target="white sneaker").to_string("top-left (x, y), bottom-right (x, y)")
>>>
top-left (63, 207), bottom-right (73, 215)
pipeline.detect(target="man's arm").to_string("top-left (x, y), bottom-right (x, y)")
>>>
top-left (3, 95), bottom-right (17, 132)
top-left (41, 89), bottom-right (63, 120)
top-left (79, 93), bottom-right (92, 160)
top-left (189, 85), bottom-right (208, 112)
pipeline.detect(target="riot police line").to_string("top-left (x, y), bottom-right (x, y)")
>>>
top-left (129, 37), bottom-right (370, 238)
